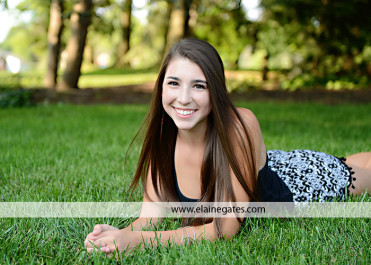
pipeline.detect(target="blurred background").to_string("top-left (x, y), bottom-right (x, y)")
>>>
top-left (0, 0), bottom-right (370, 93)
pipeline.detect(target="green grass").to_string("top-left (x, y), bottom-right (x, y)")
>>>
top-left (0, 102), bottom-right (370, 264)
top-left (78, 67), bottom-right (158, 88)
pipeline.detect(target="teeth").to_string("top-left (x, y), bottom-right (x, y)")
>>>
top-left (176, 108), bottom-right (195, 115)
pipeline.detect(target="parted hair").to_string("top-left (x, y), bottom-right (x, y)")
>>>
top-left (129, 38), bottom-right (257, 235)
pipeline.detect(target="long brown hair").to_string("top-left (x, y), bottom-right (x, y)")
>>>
top-left (129, 38), bottom-right (257, 235)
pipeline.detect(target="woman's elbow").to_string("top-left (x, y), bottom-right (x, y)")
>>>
top-left (217, 219), bottom-right (242, 239)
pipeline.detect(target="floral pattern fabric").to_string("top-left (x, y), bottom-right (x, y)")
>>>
top-left (267, 150), bottom-right (352, 202)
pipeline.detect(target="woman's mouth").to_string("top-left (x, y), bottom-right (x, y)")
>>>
top-left (174, 107), bottom-right (197, 118)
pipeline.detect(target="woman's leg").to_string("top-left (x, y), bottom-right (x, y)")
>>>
top-left (345, 152), bottom-right (371, 197)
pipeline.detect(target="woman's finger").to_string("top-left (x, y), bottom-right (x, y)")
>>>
top-left (84, 238), bottom-right (107, 248)
top-left (92, 224), bottom-right (104, 234)
top-left (86, 246), bottom-right (111, 254)
top-left (92, 224), bottom-right (118, 235)
top-left (86, 247), bottom-right (96, 254)
top-left (101, 247), bottom-right (111, 253)
top-left (85, 232), bottom-right (105, 242)
top-left (85, 232), bottom-right (98, 240)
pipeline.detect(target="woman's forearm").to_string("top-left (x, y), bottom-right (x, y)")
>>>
top-left (134, 222), bottom-right (218, 247)
top-left (123, 217), bottom-right (161, 231)
top-left (86, 219), bottom-right (239, 254)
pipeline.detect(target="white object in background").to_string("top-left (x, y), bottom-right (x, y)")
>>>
top-left (6, 55), bottom-right (21, 74)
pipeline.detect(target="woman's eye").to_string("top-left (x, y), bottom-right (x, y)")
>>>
top-left (194, 84), bottom-right (206, 90)
top-left (168, 81), bottom-right (178, 86)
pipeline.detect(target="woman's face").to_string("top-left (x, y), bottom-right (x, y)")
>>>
top-left (162, 57), bottom-right (211, 134)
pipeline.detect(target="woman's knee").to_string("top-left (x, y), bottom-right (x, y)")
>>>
top-left (346, 163), bottom-right (371, 197)
top-left (346, 152), bottom-right (371, 169)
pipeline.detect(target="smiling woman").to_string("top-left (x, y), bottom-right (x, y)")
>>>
top-left (84, 38), bottom-right (371, 256)
top-left (162, 57), bottom-right (211, 133)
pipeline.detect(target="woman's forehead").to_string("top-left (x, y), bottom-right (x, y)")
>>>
top-left (165, 57), bottom-right (206, 79)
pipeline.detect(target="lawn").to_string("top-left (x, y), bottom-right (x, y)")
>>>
top-left (0, 102), bottom-right (370, 264)
top-left (0, 68), bottom-right (158, 90)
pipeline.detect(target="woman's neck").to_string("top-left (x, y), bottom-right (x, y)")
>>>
top-left (176, 124), bottom-right (207, 147)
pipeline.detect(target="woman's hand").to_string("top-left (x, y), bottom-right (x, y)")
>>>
top-left (84, 224), bottom-right (138, 255)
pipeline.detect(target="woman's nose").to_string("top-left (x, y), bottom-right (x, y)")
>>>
top-left (177, 86), bottom-right (192, 105)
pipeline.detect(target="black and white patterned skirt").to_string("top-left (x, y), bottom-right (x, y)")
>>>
top-left (267, 150), bottom-right (354, 202)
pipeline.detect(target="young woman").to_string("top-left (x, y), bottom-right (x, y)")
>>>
top-left (84, 38), bottom-right (371, 254)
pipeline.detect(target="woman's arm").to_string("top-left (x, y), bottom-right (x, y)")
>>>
top-left (236, 107), bottom-right (267, 170)
top-left (84, 217), bottom-right (243, 255)
top-left (85, 169), bottom-right (247, 254)
top-left (85, 174), bottom-right (245, 255)
top-left (84, 163), bottom-right (163, 252)
top-left (84, 195), bottom-right (162, 249)
top-left (124, 164), bottom-right (164, 231)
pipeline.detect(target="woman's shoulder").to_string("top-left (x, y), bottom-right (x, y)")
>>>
top-left (235, 107), bottom-right (261, 130)
top-left (234, 107), bottom-right (266, 169)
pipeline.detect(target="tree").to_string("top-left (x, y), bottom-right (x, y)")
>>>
top-left (0, 0), bottom-right (8, 9)
top-left (44, 0), bottom-right (64, 88)
top-left (59, 0), bottom-right (93, 90)
top-left (193, 0), bottom-right (251, 68)
top-left (1, 0), bottom-right (50, 64)
top-left (159, 0), bottom-right (173, 59)
top-left (164, 0), bottom-right (193, 53)
top-left (260, 0), bottom-right (371, 79)
top-left (115, 0), bottom-right (132, 67)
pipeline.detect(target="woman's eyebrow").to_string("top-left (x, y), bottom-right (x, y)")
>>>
top-left (166, 76), bottom-right (207, 84)
top-left (193, 79), bottom-right (207, 84)
top-left (167, 76), bottom-right (180, 81)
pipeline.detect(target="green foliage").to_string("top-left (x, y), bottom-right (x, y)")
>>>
top-left (281, 74), bottom-right (371, 91)
top-left (0, 0), bottom-right (8, 10)
top-left (194, 0), bottom-right (251, 68)
top-left (86, 1), bottom-right (162, 69)
top-left (0, 23), bottom-right (47, 64)
top-left (88, 1), bottom-right (126, 66)
top-left (0, 73), bottom-right (35, 108)
top-left (0, 71), bottom-right (43, 88)
top-left (260, 0), bottom-right (371, 82)
top-left (126, 0), bottom-right (168, 68)
top-left (0, 89), bottom-right (34, 108)
top-left (0, 0), bottom-right (50, 64)
top-left (0, 73), bottom-right (22, 90)
top-left (0, 73), bottom-right (33, 108)
top-left (123, 16), bottom-right (163, 68)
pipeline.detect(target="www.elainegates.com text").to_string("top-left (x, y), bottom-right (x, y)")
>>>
top-left (1, 202), bottom-right (370, 218)
top-left (170, 205), bottom-right (266, 215)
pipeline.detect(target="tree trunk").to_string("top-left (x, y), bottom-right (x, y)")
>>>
top-left (115, 0), bottom-right (132, 67)
top-left (183, 0), bottom-right (193, 37)
top-left (44, 0), bottom-right (64, 88)
top-left (161, 0), bottom-right (173, 60)
top-left (262, 52), bottom-right (269, 81)
top-left (164, 0), bottom-right (186, 53)
top-left (59, 0), bottom-right (92, 90)
top-left (84, 42), bottom-right (94, 65)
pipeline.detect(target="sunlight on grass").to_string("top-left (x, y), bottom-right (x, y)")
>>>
top-left (78, 73), bottom-right (157, 88)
